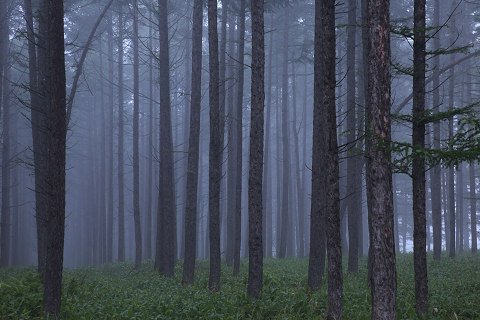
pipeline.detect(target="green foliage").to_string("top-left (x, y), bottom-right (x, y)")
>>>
top-left (0, 255), bottom-right (479, 319)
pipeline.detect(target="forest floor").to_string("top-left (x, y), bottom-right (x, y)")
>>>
top-left (0, 254), bottom-right (479, 319)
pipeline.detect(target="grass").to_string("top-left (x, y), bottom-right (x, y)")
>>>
top-left (0, 254), bottom-right (479, 319)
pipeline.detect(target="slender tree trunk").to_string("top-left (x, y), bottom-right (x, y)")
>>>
top-left (247, 0), bottom-right (265, 298)
top-left (106, 12), bottom-right (114, 263)
top-left (412, 0), bottom-right (428, 314)
top-left (366, 0), bottom-right (397, 318)
top-left (470, 162), bottom-right (477, 253)
top-left (38, 0), bottom-right (67, 315)
top-left (448, 76), bottom-right (455, 258)
top-left (117, 4), bottom-right (125, 262)
top-left (233, 0), bottom-right (246, 276)
top-left (457, 165), bottom-right (464, 252)
top-left (207, 0), bottom-right (222, 291)
top-left (155, 0), bottom-right (176, 277)
top-left (182, 0), bottom-right (203, 285)
top-left (308, 0), bottom-right (327, 291)
top-left (132, 0), bottom-right (142, 269)
top-left (347, 0), bottom-right (359, 273)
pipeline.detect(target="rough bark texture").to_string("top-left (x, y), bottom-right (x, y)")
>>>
top-left (412, 0), bottom-right (428, 315)
top-left (182, 0), bottom-right (203, 285)
top-left (346, 0), bottom-right (359, 273)
top-left (366, 0), bottom-right (397, 318)
top-left (155, 0), bottom-right (176, 277)
top-left (233, 0), bottom-right (246, 276)
top-left (207, 0), bottom-right (222, 291)
top-left (38, 0), bottom-right (67, 316)
top-left (247, 0), bottom-right (264, 299)
top-left (430, 0), bottom-right (442, 261)
top-left (132, 0), bottom-right (142, 269)
top-left (308, 0), bottom-right (327, 291)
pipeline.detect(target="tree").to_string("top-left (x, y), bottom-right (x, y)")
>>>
top-left (412, 0), bottom-right (428, 315)
top-left (247, 0), bottom-right (265, 299)
top-left (365, 0), bottom-right (397, 318)
top-left (132, 0), bottom-right (142, 269)
top-left (182, 0), bottom-right (204, 285)
top-left (155, 0), bottom-right (176, 277)
top-left (117, 3), bottom-right (125, 262)
top-left (37, 0), bottom-right (67, 315)
top-left (208, 0), bottom-right (222, 291)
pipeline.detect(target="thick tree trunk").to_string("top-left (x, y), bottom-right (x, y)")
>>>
top-left (366, 0), bottom-right (397, 318)
top-left (247, 0), bottom-right (265, 298)
top-left (117, 4), bottom-right (125, 262)
top-left (207, 0), bottom-right (222, 291)
top-left (132, 0), bottom-right (142, 269)
top-left (182, 0), bottom-right (203, 285)
top-left (430, 0), bottom-right (442, 261)
top-left (155, 0), bottom-right (176, 277)
top-left (233, 0), bottom-right (246, 276)
top-left (412, 0), bottom-right (428, 315)
top-left (38, 0), bottom-right (67, 315)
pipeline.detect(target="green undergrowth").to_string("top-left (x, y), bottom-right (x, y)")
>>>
top-left (0, 254), bottom-right (479, 319)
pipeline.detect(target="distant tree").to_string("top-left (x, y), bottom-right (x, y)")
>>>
top-left (155, 0), bottom-right (176, 277)
top-left (208, 0), bottom-right (222, 291)
top-left (412, 0), bottom-right (428, 315)
top-left (247, 0), bottom-right (265, 299)
top-left (132, 0), bottom-right (142, 269)
top-left (182, 0), bottom-right (204, 285)
top-left (365, 0), bottom-right (397, 318)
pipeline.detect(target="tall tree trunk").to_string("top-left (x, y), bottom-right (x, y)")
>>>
top-left (412, 0), bottom-right (428, 315)
top-left (346, 0), bottom-right (359, 273)
top-left (132, 0), bottom-right (142, 269)
top-left (470, 163), bottom-right (477, 253)
top-left (247, 0), bottom-right (264, 298)
top-left (457, 165), bottom-right (464, 252)
top-left (182, 0), bottom-right (203, 285)
top-left (366, 0), bottom-right (397, 318)
top-left (233, 0), bottom-right (246, 276)
top-left (308, 0), bottom-right (327, 291)
top-left (106, 13), bottom-right (114, 263)
top-left (38, 0), bottom-right (67, 315)
top-left (117, 4), bottom-right (125, 262)
top-left (0, 42), bottom-right (10, 268)
top-left (430, 0), bottom-right (442, 261)
top-left (278, 8), bottom-right (291, 259)
top-left (207, 0), bottom-right (222, 291)
top-left (155, 0), bottom-right (176, 277)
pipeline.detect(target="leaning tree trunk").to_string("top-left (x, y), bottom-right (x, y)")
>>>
top-left (412, 0), bottom-right (428, 315)
top-left (207, 0), bottom-right (222, 291)
top-left (37, 0), bottom-right (67, 316)
top-left (366, 0), bottom-right (397, 318)
top-left (182, 0), bottom-right (203, 285)
top-left (155, 0), bottom-right (176, 277)
top-left (247, 0), bottom-right (265, 299)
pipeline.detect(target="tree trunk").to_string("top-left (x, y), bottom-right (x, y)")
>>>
top-left (207, 0), bottom-right (222, 291)
top-left (155, 0), bottom-right (176, 277)
top-left (412, 0), bottom-right (428, 315)
top-left (132, 0), bottom-right (142, 269)
top-left (346, 0), bottom-right (359, 273)
top-left (182, 0), bottom-right (203, 285)
top-left (247, 0), bottom-right (265, 298)
top-left (470, 163), bottom-right (477, 253)
top-left (366, 0), bottom-right (397, 318)
top-left (233, 0), bottom-right (246, 276)
top-left (38, 0), bottom-right (67, 315)
top-left (117, 4), bottom-right (125, 262)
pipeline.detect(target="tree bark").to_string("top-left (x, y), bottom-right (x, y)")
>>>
top-left (366, 0), bottom-right (397, 318)
top-left (470, 163), bottom-right (477, 253)
top-left (182, 0), bottom-right (203, 285)
top-left (247, 0), bottom-right (265, 298)
top-left (207, 0), bottom-right (222, 291)
top-left (132, 0), bottom-right (142, 269)
top-left (412, 0), bottom-right (428, 315)
top-left (155, 0), bottom-right (176, 277)
top-left (38, 0), bottom-right (67, 315)
top-left (117, 4), bottom-right (125, 262)
top-left (106, 12), bottom-right (114, 263)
